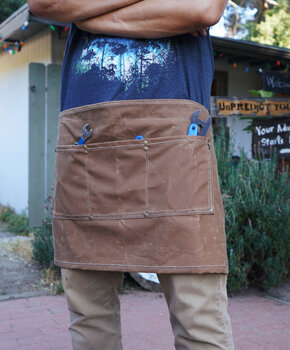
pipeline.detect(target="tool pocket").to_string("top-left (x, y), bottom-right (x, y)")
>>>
top-left (53, 136), bottom-right (213, 220)
top-left (53, 148), bottom-right (89, 217)
top-left (147, 136), bottom-right (213, 216)
top-left (53, 141), bottom-right (147, 219)
top-left (87, 141), bottom-right (147, 218)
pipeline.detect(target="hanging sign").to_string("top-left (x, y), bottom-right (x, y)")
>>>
top-left (252, 117), bottom-right (290, 159)
top-left (263, 70), bottom-right (290, 94)
top-left (216, 98), bottom-right (290, 117)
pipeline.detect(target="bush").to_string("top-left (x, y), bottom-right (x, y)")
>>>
top-left (214, 127), bottom-right (290, 293)
top-left (6, 214), bottom-right (30, 236)
top-left (0, 205), bottom-right (15, 222)
top-left (32, 217), bottom-right (59, 270)
top-left (0, 205), bottom-right (30, 236)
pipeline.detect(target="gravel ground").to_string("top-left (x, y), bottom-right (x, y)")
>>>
top-left (0, 223), bottom-right (50, 301)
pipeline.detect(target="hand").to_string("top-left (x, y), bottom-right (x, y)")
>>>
top-left (190, 26), bottom-right (209, 37)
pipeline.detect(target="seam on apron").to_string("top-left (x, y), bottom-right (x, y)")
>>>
top-left (55, 138), bottom-right (209, 151)
top-left (145, 150), bottom-right (149, 213)
top-left (52, 208), bottom-right (214, 220)
top-left (208, 144), bottom-right (214, 212)
top-left (84, 152), bottom-right (92, 218)
top-left (59, 99), bottom-right (209, 118)
top-left (54, 258), bottom-right (227, 270)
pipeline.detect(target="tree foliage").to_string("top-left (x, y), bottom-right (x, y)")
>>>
top-left (246, 0), bottom-right (290, 48)
top-left (225, 0), bottom-right (290, 48)
top-left (0, 0), bottom-right (26, 24)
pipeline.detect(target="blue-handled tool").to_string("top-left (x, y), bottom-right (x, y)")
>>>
top-left (76, 123), bottom-right (93, 145)
top-left (187, 123), bottom-right (198, 136)
top-left (135, 135), bottom-right (144, 140)
top-left (189, 110), bottom-right (212, 136)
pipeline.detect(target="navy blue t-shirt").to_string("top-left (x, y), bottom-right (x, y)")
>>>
top-left (61, 25), bottom-right (214, 112)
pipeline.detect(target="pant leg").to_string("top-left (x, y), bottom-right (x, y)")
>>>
top-left (61, 268), bottom-right (124, 350)
top-left (158, 273), bottom-right (234, 350)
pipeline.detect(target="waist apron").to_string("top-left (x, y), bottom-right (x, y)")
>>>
top-left (52, 99), bottom-right (228, 274)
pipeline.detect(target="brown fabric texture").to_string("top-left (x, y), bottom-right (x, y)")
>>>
top-left (52, 99), bottom-right (228, 274)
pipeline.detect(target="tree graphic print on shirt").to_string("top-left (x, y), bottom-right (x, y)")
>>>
top-left (74, 37), bottom-right (177, 93)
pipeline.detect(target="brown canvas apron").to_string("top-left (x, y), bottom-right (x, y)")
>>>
top-left (52, 99), bottom-right (228, 274)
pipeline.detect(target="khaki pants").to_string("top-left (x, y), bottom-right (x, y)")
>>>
top-left (62, 269), bottom-right (234, 350)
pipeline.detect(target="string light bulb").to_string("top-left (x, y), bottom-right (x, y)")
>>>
top-left (22, 20), bottom-right (29, 31)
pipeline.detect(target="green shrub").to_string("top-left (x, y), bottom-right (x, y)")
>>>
top-left (0, 205), bottom-right (15, 222)
top-left (214, 127), bottom-right (290, 293)
top-left (32, 217), bottom-right (58, 270)
top-left (0, 204), bottom-right (30, 236)
top-left (6, 214), bottom-right (30, 236)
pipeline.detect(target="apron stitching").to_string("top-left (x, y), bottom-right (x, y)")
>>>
top-left (84, 152), bottom-right (92, 218)
top-left (145, 150), bottom-right (149, 214)
top-left (208, 145), bottom-right (214, 213)
top-left (147, 209), bottom-right (212, 214)
top-left (52, 212), bottom-right (144, 218)
top-left (148, 139), bottom-right (207, 146)
top-left (55, 139), bottom-right (209, 151)
top-left (52, 208), bottom-right (214, 220)
top-left (54, 258), bottom-right (227, 269)
top-left (59, 99), bottom-right (209, 118)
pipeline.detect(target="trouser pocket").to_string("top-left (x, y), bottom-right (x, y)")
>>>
top-left (53, 135), bottom-right (213, 220)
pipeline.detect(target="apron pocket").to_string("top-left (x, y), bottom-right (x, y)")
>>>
top-left (53, 136), bottom-right (213, 220)
top-left (146, 137), bottom-right (213, 216)
top-left (54, 141), bottom-right (147, 220)
top-left (53, 148), bottom-right (89, 217)
top-left (87, 142), bottom-right (146, 218)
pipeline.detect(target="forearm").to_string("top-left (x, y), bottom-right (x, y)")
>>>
top-left (76, 0), bottom-right (228, 39)
top-left (28, 0), bottom-right (143, 23)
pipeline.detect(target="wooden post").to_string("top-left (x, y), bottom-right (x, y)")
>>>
top-left (28, 63), bottom-right (46, 227)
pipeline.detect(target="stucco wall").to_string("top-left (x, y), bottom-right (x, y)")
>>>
top-left (0, 29), bottom-right (51, 213)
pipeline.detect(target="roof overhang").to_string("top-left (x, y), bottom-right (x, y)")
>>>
top-left (0, 3), bottom-right (68, 43)
top-left (212, 36), bottom-right (290, 63)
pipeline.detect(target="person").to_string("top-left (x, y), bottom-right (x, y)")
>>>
top-left (28, 1), bottom-right (234, 349)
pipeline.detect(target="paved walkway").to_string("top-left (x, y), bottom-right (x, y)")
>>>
top-left (0, 291), bottom-right (289, 350)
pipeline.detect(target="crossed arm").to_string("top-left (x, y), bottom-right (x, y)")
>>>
top-left (28, 0), bottom-right (228, 39)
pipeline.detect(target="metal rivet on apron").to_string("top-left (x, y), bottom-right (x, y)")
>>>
top-left (210, 208), bottom-right (214, 214)
top-left (207, 140), bottom-right (211, 149)
top-left (143, 140), bottom-right (149, 151)
top-left (88, 215), bottom-right (93, 220)
top-left (144, 211), bottom-right (149, 218)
